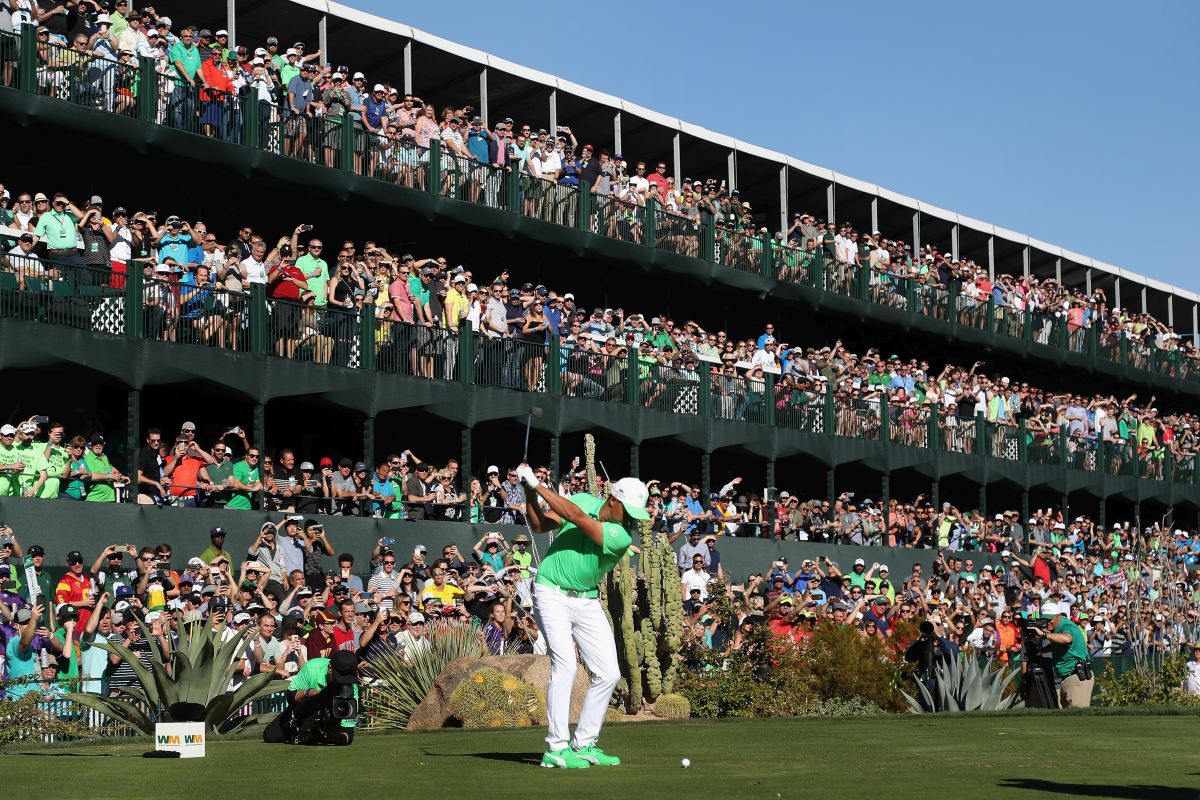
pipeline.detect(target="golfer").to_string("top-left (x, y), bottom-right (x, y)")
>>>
top-left (516, 464), bottom-right (648, 769)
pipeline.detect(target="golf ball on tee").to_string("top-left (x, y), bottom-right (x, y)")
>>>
top-left (681, 758), bottom-right (691, 768)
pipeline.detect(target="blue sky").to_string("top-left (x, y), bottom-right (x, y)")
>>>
top-left (347, 0), bottom-right (1198, 289)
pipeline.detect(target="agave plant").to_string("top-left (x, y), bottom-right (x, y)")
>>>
top-left (66, 616), bottom-right (286, 735)
top-left (363, 623), bottom-right (487, 729)
top-left (902, 655), bottom-right (1024, 713)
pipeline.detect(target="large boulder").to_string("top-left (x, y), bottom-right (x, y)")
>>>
top-left (407, 655), bottom-right (590, 731)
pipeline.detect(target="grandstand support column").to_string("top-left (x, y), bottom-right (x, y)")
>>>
top-left (403, 42), bottom-right (412, 94)
top-left (766, 459), bottom-right (776, 506)
top-left (253, 403), bottom-right (266, 509)
top-left (613, 112), bottom-right (622, 157)
top-left (1141, 284), bottom-right (1148, 314)
top-left (1021, 490), bottom-right (1030, 545)
top-left (1022, 246), bottom-right (1031, 279)
top-left (728, 151), bottom-right (738, 193)
top-left (1114, 276), bottom-right (1121, 310)
top-left (479, 68), bottom-right (488, 128)
top-left (826, 468), bottom-right (835, 506)
top-left (1061, 492), bottom-right (1069, 522)
top-left (931, 479), bottom-right (939, 511)
top-left (318, 15), bottom-right (328, 67)
top-left (362, 415), bottom-right (374, 477)
top-left (1167, 294), bottom-right (1174, 327)
top-left (912, 211), bottom-right (920, 254)
top-left (826, 183), bottom-right (835, 225)
top-left (549, 90), bottom-right (557, 142)
top-left (880, 473), bottom-right (890, 524)
top-left (225, 0), bottom-right (236, 48)
top-left (461, 426), bottom-right (472, 486)
top-left (1193, 304), bottom-right (1198, 348)
top-left (1085, 266), bottom-right (1092, 296)
top-left (779, 168), bottom-right (789, 236)
top-left (951, 224), bottom-right (960, 262)
top-left (977, 483), bottom-right (987, 519)
top-left (125, 389), bottom-right (140, 483)
top-left (701, 452), bottom-right (711, 500)
top-left (673, 133), bottom-right (682, 186)
top-left (987, 236), bottom-right (996, 282)
top-left (549, 434), bottom-right (559, 483)
top-left (1055, 258), bottom-right (1063, 285)
top-left (630, 444), bottom-right (640, 480)
top-left (1098, 496), bottom-right (1106, 535)
top-left (870, 197), bottom-right (879, 236)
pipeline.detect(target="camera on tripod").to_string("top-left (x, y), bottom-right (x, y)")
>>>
top-left (1016, 616), bottom-right (1051, 651)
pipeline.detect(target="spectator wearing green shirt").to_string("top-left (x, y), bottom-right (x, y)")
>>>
top-left (295, 236), bottom-right (330, 306)
top-left (34, 193), bottom-right (85, 270)
top-left (227, 448), bottom-right (263, 510)
top-left (82, 434), bottom-right (125, 503)
top-left (38, 422), bottom-right (70, 499)
top-left (12, 422), bottom-right (46, 498)
top-left (168, 27), bottom-right (203, 130)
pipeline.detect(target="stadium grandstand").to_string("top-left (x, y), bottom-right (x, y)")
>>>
top-left (0, 0), bottom-right (1198, 669)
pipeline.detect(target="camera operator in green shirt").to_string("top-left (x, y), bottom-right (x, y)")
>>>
top-left (1030, 601), bottom-right (1094, 708)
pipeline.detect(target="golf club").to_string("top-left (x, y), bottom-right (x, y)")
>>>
top-left (522, 406), bottom-right (544, 464)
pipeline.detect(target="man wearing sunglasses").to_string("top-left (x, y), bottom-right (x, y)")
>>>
top-left (517, 465), bottom-right (648, 769)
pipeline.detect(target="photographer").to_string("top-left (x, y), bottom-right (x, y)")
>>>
top-left (904, 617), bottom-right (960, 711)
top-left (263, 650), bottom-right (360, 746)
top-left (1028, 601), bottom-right (1094, 708)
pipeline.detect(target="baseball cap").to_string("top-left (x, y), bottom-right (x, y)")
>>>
top-left (853, 558), bottom-right (865, 566)
top-left (210, 526), bottom-right (226, 538)
top-left (373, 83), bottom-right (386, 92)
top-left (27, 544), bottom-right (45, 557)
top-left (1039, 602), bottom-right (1061, 617)
top-left (486, 465), bottom-right (499, 474)
top-left (610, 477), bottom-right (650, 521)
top-left (181, 421), bottom-right (196, 431)
top-left (0, 424), bottom-right (15, 436)
top-left (407, 611), bottom-right (426, 625)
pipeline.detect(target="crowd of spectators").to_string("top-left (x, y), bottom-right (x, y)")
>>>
top-left (675, 519), bottom-right (1200, 666)
top-left (0, 520), bottom-right (545, 701)
top-left (2, 503), bottom-right (1198, 708)
top-left (1, 3), bottom-right (1194, 379)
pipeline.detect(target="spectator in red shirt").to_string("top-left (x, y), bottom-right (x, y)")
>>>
top-left (331, 599), bottom-right (359, 651)
top-left (54, 550), bottom-right (97, 629)
top-left (269, 257), bottom-right (310, 358)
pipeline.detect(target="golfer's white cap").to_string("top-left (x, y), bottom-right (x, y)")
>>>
top-left (611, 477), bottom-right (650, 521)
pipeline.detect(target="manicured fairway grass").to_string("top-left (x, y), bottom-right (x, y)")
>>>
top-left (3, 711), bottom-right (1197, 799)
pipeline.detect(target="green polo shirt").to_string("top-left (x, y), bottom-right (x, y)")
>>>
top-left (169, 41), bottom-right (201, 81)
top-left (295, 253), bottom-right (329, 307)
top-left (1049, 617), bottom-right (1090, 679)
top-left (34, 209), bottom-right (79, 250)
top-left (13, 442), bottom-right (43, 494)
top-left (536, 493), bottom-right (632, 592)
top-left (0, 441), bottom-right (18, 496)
top-left (82, 451), bottom-right (116, 503)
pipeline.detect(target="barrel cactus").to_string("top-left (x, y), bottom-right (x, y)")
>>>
top-left (653, 693), bottom-right (691, 720)
top-left (449, 668), bottom-right (545, 728)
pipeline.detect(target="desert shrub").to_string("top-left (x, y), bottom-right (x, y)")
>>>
top-left (797, 622), bottom-right (907, 712)
top-left (0, 692), bottom-right (93, 744)
top-left (676, 625), bottom-right (811, 718)
top-left (796, 696), bottom-right (884, 717)
top-left (1098, 655), bottom-right (1200, 707)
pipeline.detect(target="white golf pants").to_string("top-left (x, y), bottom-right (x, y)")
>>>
top-left (533, 582), bottom-right (620, 751)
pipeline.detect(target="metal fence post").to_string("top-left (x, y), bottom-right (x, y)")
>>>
top-left (17, 26), bottom-right (35, 93)
top-left (457, 321), bottom-right (474, 384)
top-left (644, 197), bottom-right (657, 251)
top-left (137, 55), bottom-right (157, 124)
top-left (545, 335), bottom-right (561, 395)
top-left (359, 301), bottom-right (375, 371)
top-left (764, 373), bottom-right (775, 426)
top-left (576, 190), bottom-right (590, 232)
top-left (627, 350), bottom-right (640, 406)
top-left (427, 139), bottom-right (442, 196)
top-left (701, 216), bottom-right (715, 264)
top-left (338, 118), bottom-right (354, 172)
top-left (124, 266), bottom-right (143, 339)
top-left (250, 284), bottom-right (268, 355)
